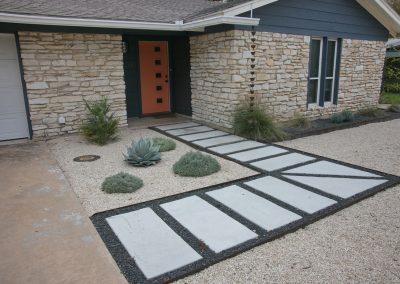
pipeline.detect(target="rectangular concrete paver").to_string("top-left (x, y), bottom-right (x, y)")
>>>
top-left (284, 160), bottom-right (381, 177)
top-left (161, 196), bottom-right (258, 253)
top-left (180, 130), bottom-right (227, 141)
top-left (193, 135), bottom-right (245, 147)
top-left (167, 126), bottom-right (214, 136)
top-left (208, 141), bottom-right (265, 154)
top-left (284, 175), bottom-right (388, 198)
top-left (206, 185), bottom-right (301, 230)
top-left (228, 146), bottom-right (288, 162)
top-left (106, 208), bottom-right (202, 279)
top-left (156, 122), bottom-right (199, 131)
top-left (251, 153), bottom-right (315, 171)
top-left (245, 176), bottom-right (337, 214)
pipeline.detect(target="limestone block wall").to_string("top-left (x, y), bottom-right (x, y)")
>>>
top-left (18, 32), bottom-right (127, 138)
top-left (190, 30), bottom-right (386, 129)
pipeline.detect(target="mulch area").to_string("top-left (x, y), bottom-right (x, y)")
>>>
top-left (283, 111), bottom-right (400, 140)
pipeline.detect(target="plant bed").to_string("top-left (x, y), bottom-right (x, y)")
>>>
top-left (283, 110), bottom-right (400, 140)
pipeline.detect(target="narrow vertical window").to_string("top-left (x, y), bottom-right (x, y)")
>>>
top-left (324, 40), bottom-right (337, 103)
top-left (308, 39), bottom-right (322, 104)
top-left (308, 37), bottom-right (341, 106)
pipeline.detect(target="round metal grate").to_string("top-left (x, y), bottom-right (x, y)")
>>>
top-left (73, 155), bottom-right (100, 162)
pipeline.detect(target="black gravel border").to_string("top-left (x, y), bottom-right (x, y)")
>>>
top-left (90, 123), bottom-right (400, 284)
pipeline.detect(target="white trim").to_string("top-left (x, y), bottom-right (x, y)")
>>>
top-left (220, 0), bottom-right (279, 17)
top-left (308, 38), bottom-right (338, 106)
top-left (0, 13), bottom-right (259, 32)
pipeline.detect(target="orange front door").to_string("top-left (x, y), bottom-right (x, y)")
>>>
top-left (139, 41), bottom-right (170, 114)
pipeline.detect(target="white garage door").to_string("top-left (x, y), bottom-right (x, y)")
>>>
top-left (0, 33), bottom-right (29, 141)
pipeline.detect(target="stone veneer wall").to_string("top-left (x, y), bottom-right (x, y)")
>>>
top-left (18, 32), bottom-right (127, 138)
top-left (190, 30), bottom-right (386, 129)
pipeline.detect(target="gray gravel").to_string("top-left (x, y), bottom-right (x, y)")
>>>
top-left (47, 128), bottom-right (256, 216)
top-left (175, 119), bottom-right (400, 284)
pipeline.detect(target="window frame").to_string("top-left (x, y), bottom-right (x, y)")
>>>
top-left (307, 37), bottom-right (341, 107)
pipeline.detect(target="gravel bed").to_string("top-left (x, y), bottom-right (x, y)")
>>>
top-left (47, 128), bottom-right (256, 216)
top-left (175, 119), bottom-right (400, 284)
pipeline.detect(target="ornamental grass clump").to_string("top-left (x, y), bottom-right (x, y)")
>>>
top-left (286, 113), bottom-right (310, 128)
top-left (173, 151), bottom-right (221, 177)
top-left (153, 137), bottom-right (176, 152)
top-left (233, 103), bottom-right (285, 142)
top-left (81, 97), bottom-right (119, 145)
top-left (101, 172), bottom-right (143, 194)
top-left (124, 138), bottom-right (161, 167)
top-left (331, 110), bottom-right (354, 124)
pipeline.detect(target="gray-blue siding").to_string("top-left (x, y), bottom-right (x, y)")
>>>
top-left (239, 0), bottom-right (389, 41)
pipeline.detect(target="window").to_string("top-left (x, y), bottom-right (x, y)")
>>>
top-left (308, 37), bottom-right (342, 106)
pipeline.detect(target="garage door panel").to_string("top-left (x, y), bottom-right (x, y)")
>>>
top-left (0, 113), bottom-right (29, 140)
top-left (0, 33), bottom-right (29, 140)
top-left (0, 34), bottom-right (18, 60)
top-left (0, 60), bottom-right (22, 86)
top-left (0, 87), bottom-right (26, 112)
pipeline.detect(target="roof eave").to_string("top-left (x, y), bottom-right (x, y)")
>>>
top-left (356, 0), bottom-right (400, 37)
top-left (0, 12), bottom-right (259, 32)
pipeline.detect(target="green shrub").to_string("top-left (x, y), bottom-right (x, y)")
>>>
top-left (384, 82), bottom-right (400, 93)
top-left (124, 138), bottom-right (161, 167)
top-left (233, 103), bottom-right (285, 142)
top-left (388, 104), bottom-right (400, 113)
top-left (153, 137), bottom-right (176, 152)
top-left (81, 97), bottom-right (119, 145)
top-left (341, 110), bottom-right (354, 122)
top-left (357, 107), bottom-right (386, 118)
top-left (102, 172), bottom-right (143, 194)
top-left (331, 113), bottom-right (344, 124)
top-left (380, 93), bottom-right (400, 104)
top-left (173, 151), bottom-right (221, 177)
top-left (286, 113), bottom-right (310, 128)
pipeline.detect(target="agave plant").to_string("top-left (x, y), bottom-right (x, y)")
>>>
top-left (123, 138), bottom-right (161, 167)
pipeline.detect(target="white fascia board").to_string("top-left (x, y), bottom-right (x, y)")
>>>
top-left (182, 16), bottom-right (260, 30)
top-left (222, 0), bottom-right (279, 17)
top-left (0, 12), bottom-right (259, 32)
top-left (356, 0), bottom-right (400, 37)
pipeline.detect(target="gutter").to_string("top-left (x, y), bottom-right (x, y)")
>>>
top-left (0, 12), bottom-right (259, 32)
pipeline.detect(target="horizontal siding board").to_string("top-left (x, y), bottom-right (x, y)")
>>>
top-left (254, 7), bottom-right (384, 28)
top-left (240, 0), bottom-right (389, 41)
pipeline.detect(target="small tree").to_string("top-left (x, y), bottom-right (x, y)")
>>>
top-left (81, 97), bottom-right (119, 145)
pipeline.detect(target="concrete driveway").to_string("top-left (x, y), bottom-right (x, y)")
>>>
top-left (0, 142), bottom-right (126, 284)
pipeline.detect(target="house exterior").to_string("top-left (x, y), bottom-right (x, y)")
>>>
top-left (0, 0), bottom-right (399, 140)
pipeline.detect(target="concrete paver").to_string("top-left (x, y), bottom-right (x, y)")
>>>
top-left (245, 176), bottom-right (337, 214)
top-left (106, 208), bottom-right (202, 279)
top-left (207, 185), bottom-right (301, 230)
top-left (161, 196), bottom-right (258, 253)
top-left (285, 175), bottom-right (388, 198)
top-left (284, 160), bottom-right (381, 177)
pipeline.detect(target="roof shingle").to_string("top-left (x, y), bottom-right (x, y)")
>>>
top-left (0, 0), bottom-right (252, 23)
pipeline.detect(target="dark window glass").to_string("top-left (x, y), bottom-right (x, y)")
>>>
top-left (308, 80), bottom-right (318, 104)
top-left (156, 85), bottom-right (162, 91)
top-left (326, 41), bottom-right (336, 77)
top-left (310, 39), bottom-right (321, 78)
top-left (324, 79), bottom-right (333, 102)
top-left (154, 46), bottom-right (161, 52)
top-left (155, 60), bottom-right (161, 65)
top-left (155, 73), bottom-right (162, 78)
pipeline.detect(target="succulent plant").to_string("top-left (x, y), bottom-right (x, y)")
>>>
top-left (123, 138), bottom-right (161, 167)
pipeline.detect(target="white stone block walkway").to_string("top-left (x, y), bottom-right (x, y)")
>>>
top-left (91, 122), bottom-right (399, 284)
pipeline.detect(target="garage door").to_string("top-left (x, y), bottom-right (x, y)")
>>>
top-left (0, 34), bottom-right (29, 141)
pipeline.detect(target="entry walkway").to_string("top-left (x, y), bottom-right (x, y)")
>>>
top-left (0, 143), bottom-right (126, 284)
top-left (92, 122), bottom-right (400, 283)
